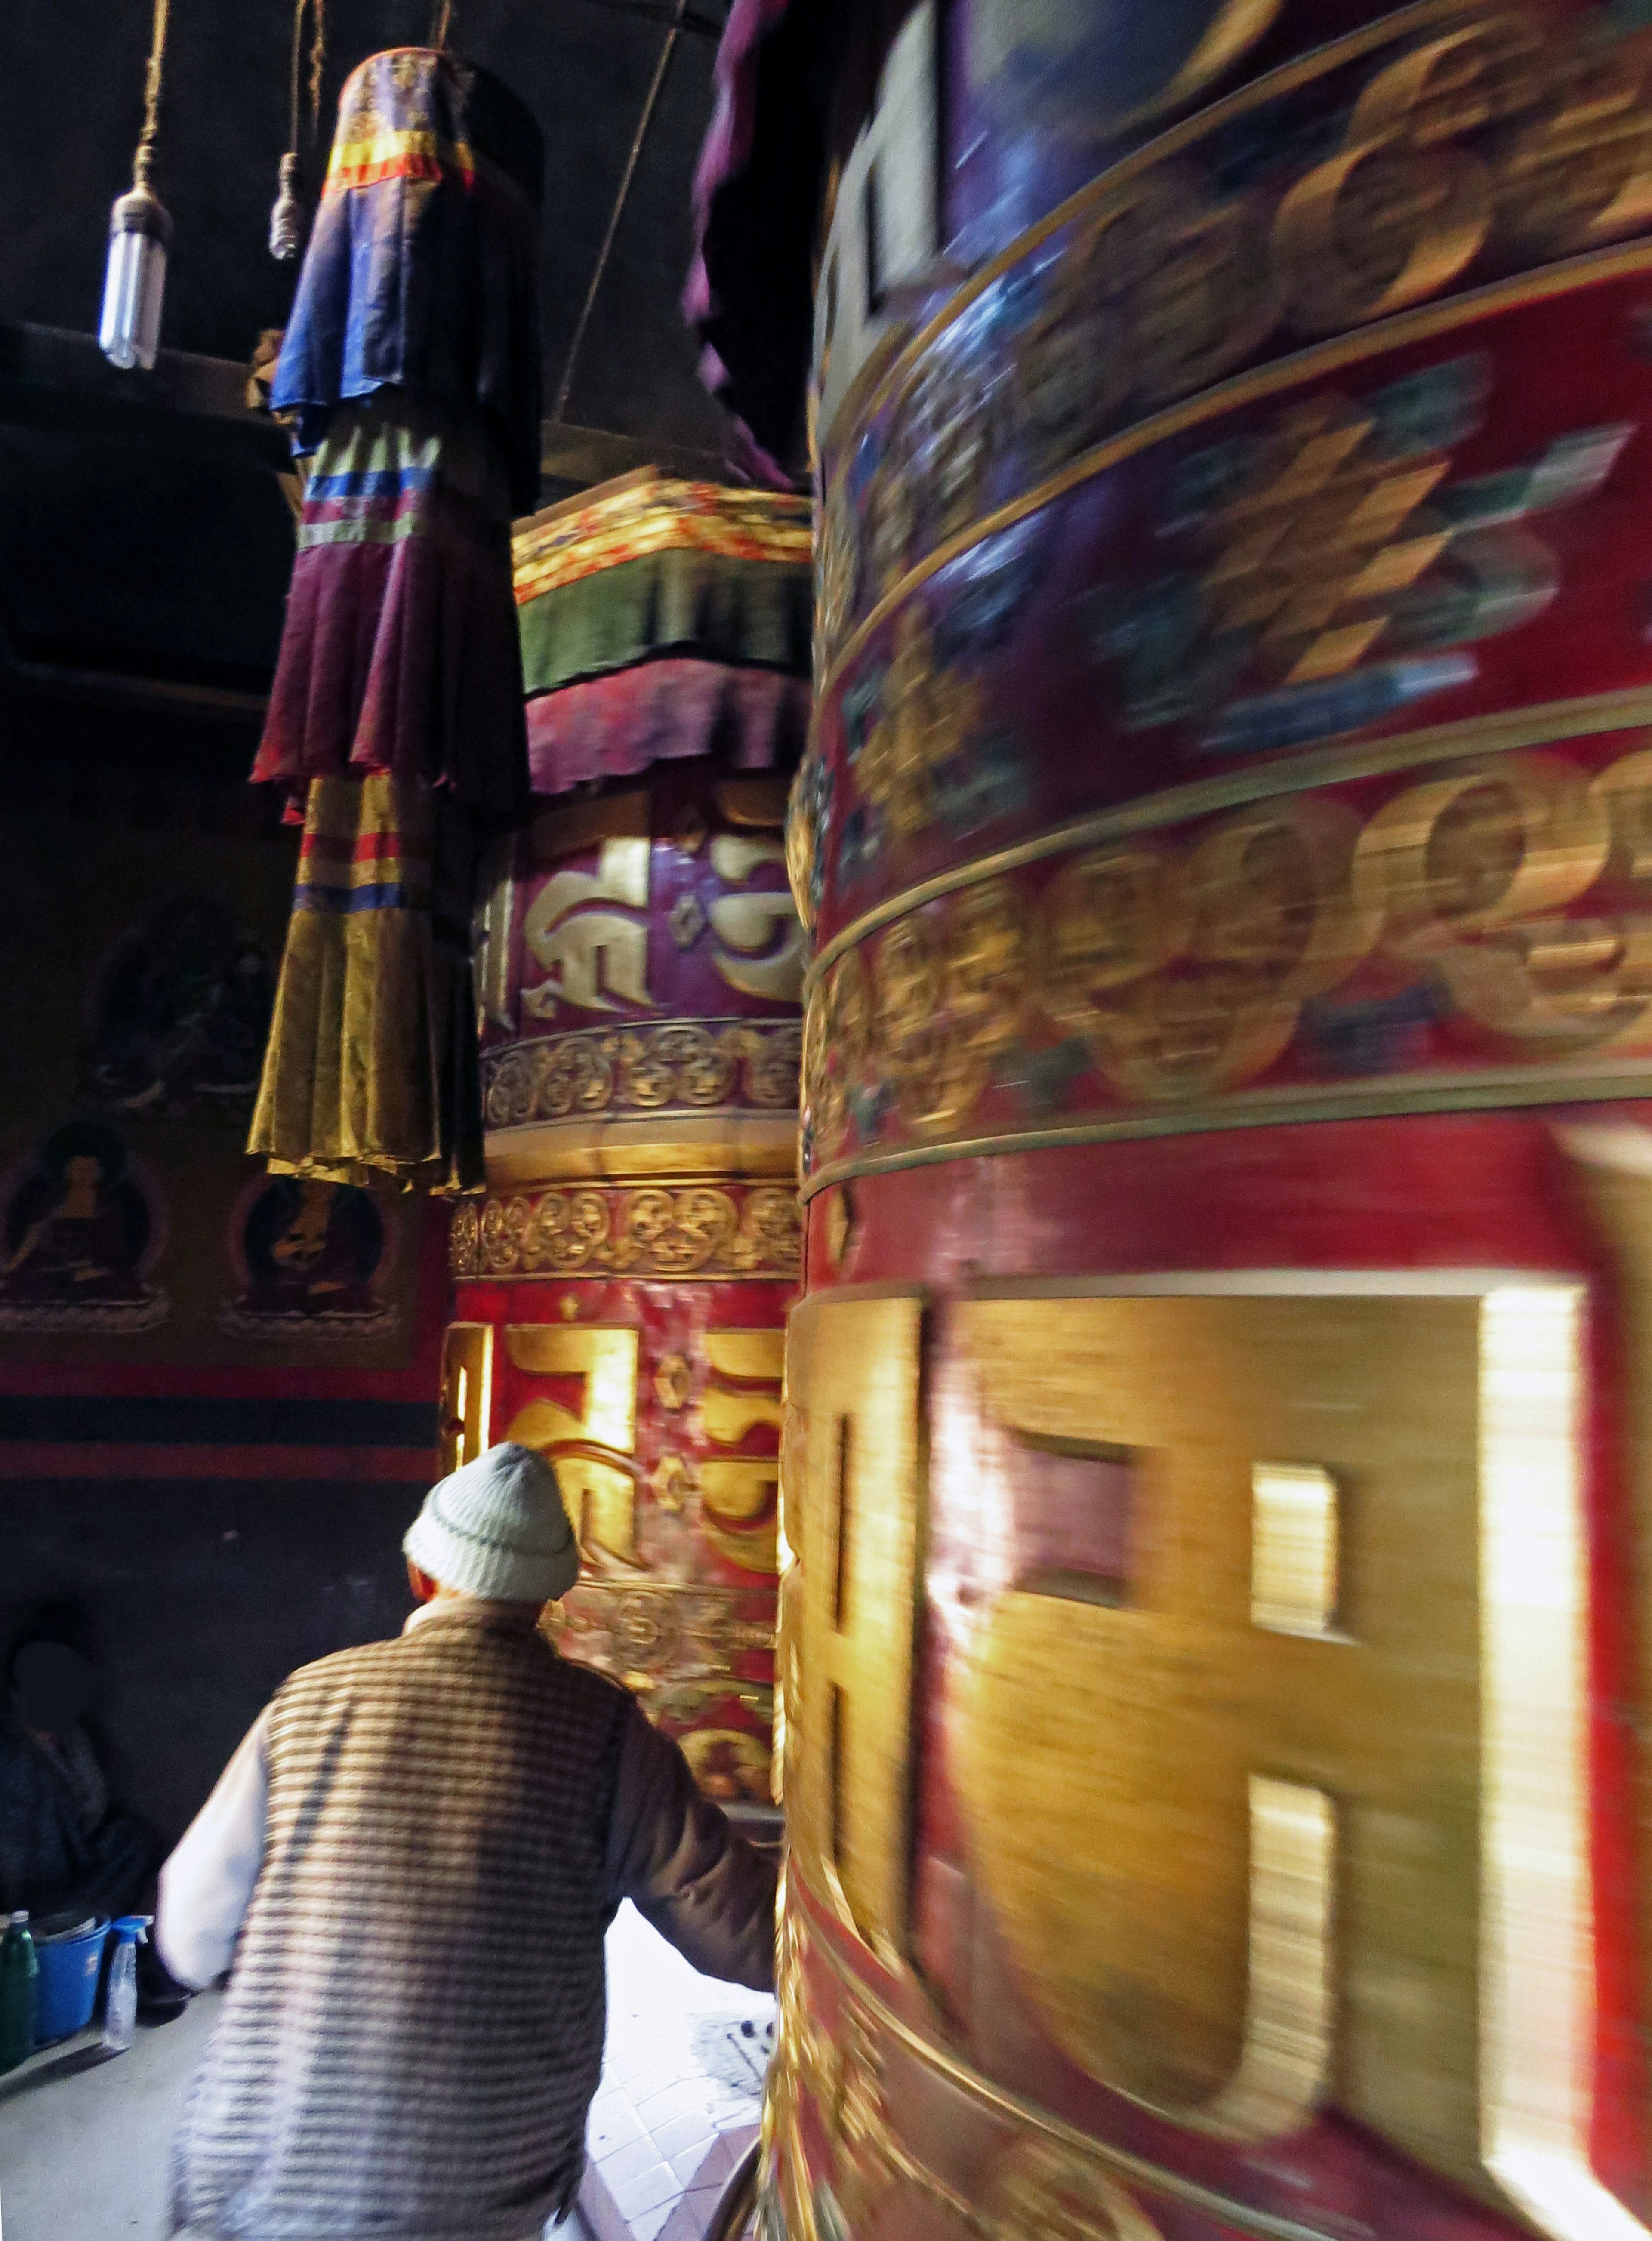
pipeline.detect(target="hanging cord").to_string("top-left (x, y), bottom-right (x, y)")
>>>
top-left (308, 0), bottom-right (326, 145)
top-left (287, 0), bottom-right (307, 152)
top-left (430, 0), bottom-right (453, 50)
top-left (271, 0), bottom-right (324, 259)
top-left (133, 0), bottom-right (170, 188)
top-left (554, 0), bottom-right (687, 419)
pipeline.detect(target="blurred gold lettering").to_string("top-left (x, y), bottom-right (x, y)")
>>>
top-left (948, 1282), bottom-right (1633, 2238)
top-left (522, 837), bottom-right (654, 1017)
top-left (786, 1291), bottom-right (924, 1964)
top-left (505, 1324), bottom-right (640, 1565)
top-left (700, 1328), bottom-right (786, 1575)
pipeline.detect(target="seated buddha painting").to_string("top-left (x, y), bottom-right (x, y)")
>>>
top-left (0, 1120), bottom-right (168, 1333)
top-left (220, 1174), bottom-right (396, 1340)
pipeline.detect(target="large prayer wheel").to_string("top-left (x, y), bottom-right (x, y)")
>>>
top-left (445, 475), bottom-right (812, 1811)
top-left (690, 4), bottom-right (1652, 2236)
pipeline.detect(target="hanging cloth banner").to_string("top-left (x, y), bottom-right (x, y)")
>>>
top-left (270, 46), bottom-right (545, 518)
top-left (249, 48), bottom-right (544, 1193)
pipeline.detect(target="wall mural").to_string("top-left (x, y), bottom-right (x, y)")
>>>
top-left (81, 897), bottom-right (275, 1120)
top-left (0, 1121), bottom-right (168, 1333)
top-left (0, 825), bottom-right (432, 1372)
top-left (219, 1175), bottom-right (398, 1341)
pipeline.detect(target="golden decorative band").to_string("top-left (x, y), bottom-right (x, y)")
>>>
top-left (450, 1178), bottom-right (801, 1282)
top-left (802, 689), bottom-right (1652, 994)
top-left (484, 1113), bottom-right (799, 1191)
top-left (823, 0), bottom-right (1495, 456)
top-left (800, 1065), bottom-right (1652, 1201)
top-left (512, 475), bottom-right (811, 604)
top-left (482, 1019), bottom-right (801, 1127)
top-left (800, 732), bottom-right (1652, 1196)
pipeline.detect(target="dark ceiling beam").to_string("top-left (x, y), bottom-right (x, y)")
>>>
top-left (0, 323), bottom-right (290, 474)
top-left (0, 616), bottom-right (270, 721)
top-left (0, 611), bottom-right (270, 720)
top-left (1, 322), bottom-right (740, 494)
top-left (567, 0), bottom-right (725, 34)
top-left (539, 419), bottom-right (734, 488)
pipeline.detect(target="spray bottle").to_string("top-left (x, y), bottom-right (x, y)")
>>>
top-left (0, 1910), bottom-right (38, 2073)
top-left (102, 1915), bottom-right (153, 2054)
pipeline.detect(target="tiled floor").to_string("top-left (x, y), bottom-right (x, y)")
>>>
top-left (0, 1904), bottom-right (771, 2241)
top-left (579, 1901), bottom-right (774, 2241)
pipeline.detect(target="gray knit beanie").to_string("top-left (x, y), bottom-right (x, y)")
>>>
top-left (404, 1443), bottom-right (580, 1603)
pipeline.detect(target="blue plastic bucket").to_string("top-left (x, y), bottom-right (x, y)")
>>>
top-left (34, 1920), bottom-right (110, 2045)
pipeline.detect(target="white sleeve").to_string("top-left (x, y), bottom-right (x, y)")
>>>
top-left (155, 1707), bottom-right (271, 1991)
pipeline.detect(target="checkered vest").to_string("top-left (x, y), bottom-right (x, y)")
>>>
top-left (170, 1605), bottom-right (629, 2241)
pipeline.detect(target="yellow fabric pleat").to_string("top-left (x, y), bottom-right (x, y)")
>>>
top-left (250, 775), bottom-right (479, 1193)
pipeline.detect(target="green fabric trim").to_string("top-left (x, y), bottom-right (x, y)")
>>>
top-left (517, 548), bottom-right (812, 695)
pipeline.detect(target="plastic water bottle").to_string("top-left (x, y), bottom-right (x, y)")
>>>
top-left (102, 1915), bottom-right (152, 2054)
top-left (0, 1910), bottom-right (38, 2074)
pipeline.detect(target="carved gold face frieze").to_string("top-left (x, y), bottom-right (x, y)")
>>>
top-left (780, 1277), bottom-right (1644, 2241)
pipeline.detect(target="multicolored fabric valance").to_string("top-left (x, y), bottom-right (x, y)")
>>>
top-left (511, 477), bottom-right (811, 602)
top-left (515, 475), bottom-right (812, 703)
top-left (271, 48), bottom-right (545, 517)
top-left (517, 546), bottom-right (811, 700)
top-left (512, 472), bottom-right (813, 798)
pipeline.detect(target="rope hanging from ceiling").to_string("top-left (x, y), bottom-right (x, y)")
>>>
top-left (270, 0), bottom-right (326, 262)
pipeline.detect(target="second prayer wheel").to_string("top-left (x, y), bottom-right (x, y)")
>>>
top-left (445, 475), bottom-right (812, 1809)
top-left (687, 3), bottom-right (1652, 2237)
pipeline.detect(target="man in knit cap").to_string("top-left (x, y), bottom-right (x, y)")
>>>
top-left (155, 1443), bottom-right (776, 2241)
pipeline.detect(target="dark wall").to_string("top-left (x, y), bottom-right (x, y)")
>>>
top-left (0, 695), bottom-right (445, 1856)
top-left (3, 1476), bottom-right (423, 1848)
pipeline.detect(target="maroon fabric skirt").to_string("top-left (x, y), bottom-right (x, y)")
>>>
top-left (253, 398), bottom-right (528, 821)
top-left (524, 657), bottom-right (810, 798)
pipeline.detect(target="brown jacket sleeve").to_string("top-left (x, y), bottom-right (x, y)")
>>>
top-left (603, 1695), bottom-right (777, 1991)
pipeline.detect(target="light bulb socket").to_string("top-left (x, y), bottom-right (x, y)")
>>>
top-left (109, 180), bottom-right (174, 251)
top-left (268, 153), bottom-right (308, 263)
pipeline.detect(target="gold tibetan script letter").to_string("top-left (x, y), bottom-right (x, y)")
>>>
top-left (505, 1324), bottom-right (640, 1565)
top-left (954, 1283), bottom-right (1637, 2241)
top-left (439, 1322), bottom-right (494, 1476)
top-left (699, 1329), bottom-right (786, 1576)
top-left (786, 1291), bottom-right (924, 1966)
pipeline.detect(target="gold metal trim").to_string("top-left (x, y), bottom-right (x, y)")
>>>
top-left (788, 1860), bottom-right (1356, 2241)
top-left (822, 0), bottom-right (1500, 455)
top-left (798, 1063), bottom-right (1652, 1202)
top-left (454, 1178), bottom-right (802, 1282)
top-left (484, 1111), bottom-right (799, 1189)
top-left (803, 687), bottom-right (1652, 991)
top-left (814, 237), bottom-right (1652, 717)
top-left (1477, 1288), bottom-right (1649, 2241)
